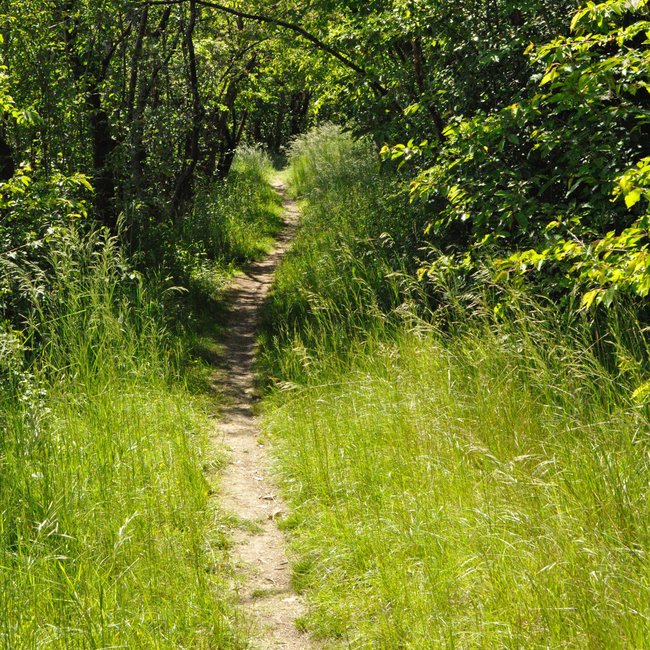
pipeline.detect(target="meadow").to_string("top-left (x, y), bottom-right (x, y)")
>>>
top-left (261, 126), bottom-right (650, 648)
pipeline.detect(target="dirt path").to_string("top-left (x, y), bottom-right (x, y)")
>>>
top-left (213, 180), bottom-right (315, 649)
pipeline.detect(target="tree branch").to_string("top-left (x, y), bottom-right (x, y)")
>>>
top-left (143, 0), bottom-right (389, 97)
top-left (142, 0), bottom-right (446, 142)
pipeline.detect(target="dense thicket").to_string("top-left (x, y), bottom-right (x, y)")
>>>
top-left (0, 1), bottom-right (298, 249)
top-left (289, 0), bottom-right (650, 310)
top-left (3, 0), bottom-right (648, 312)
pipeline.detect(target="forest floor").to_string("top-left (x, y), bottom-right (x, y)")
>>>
top-left (211, 179), bottom-right (315, 649)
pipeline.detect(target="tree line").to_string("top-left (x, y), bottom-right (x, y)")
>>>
top-left (2, 0), bottom-right (649, 312)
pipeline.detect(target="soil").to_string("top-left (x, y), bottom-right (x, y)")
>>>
top-left (212, 180), bottom-right (315, 649)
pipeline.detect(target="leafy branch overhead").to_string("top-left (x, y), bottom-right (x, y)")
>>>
top-left (1, 0), bottom-right (649, 311)
top-left (399, 0), bottom-right (650, 307)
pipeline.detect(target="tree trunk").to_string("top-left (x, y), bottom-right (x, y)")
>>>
top-left (171, 0), bottom-right (202, 218)
top-left (0, 133), bottom-right (14, 182)
top-left (88, 87), bottom-right (118, 231)
top-left (127, 7), bottom-right (149, 199)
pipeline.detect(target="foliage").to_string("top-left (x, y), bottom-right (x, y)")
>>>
top-left (0, 0), bottom-right (305, 242)
top-left (398, 0), bottom-right (650, 308)
top-left (260, 125), bottom-right (428, 381)
top-left (261, 128), bottom-right (650, 648)
top-left (284, 0), bottom-right (573, 141)
top-left (184, 147), bottom-right (281, 263)
top-left (168, 146), bottom-right (283, 304)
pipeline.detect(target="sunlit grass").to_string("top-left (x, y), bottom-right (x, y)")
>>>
top-left (179, 146), bottom-right (284, 303)
top-left (261, 126), bottom-right (650, 648)
top-left (266, 325), bottom-right (649, 648)
top-left (0, 214), bottom-right (250, 647)
top-left (1, 383), bottom-right (238, 648)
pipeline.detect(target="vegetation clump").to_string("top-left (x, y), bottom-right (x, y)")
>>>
top-left (2, 0), bottom-right (649, 645)
top-left (0, 149), bottom-right (277, 648)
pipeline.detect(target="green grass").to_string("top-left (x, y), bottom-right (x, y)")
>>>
top-left (0, 162), bottom-right (282, 645)
top-left (0, 234), bottom-right (243, 648)
top-left (265, 324), bottom-right (649, 648)
top-left (260, 126), bottom-right (650, 648)
top-left (260, 126), bottom-right (428, 384)
top-left (178, 146), bottom-right (284, 304)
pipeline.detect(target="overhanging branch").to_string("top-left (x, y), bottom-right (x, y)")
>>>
top-left (143, 0), bottom-right (389, 97)
top-left (143, 0), bottom-right (446, 141)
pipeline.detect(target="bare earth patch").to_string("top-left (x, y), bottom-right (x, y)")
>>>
top-left (212, 180), bottom-right (315, 649)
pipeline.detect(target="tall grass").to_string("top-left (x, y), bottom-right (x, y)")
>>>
top-left (261, 126), bottom-right (650, 647)
top-left (0, 227), bottom-right (243, 648)
top-left (260, 125), bottom-right (428, 382)
top-left (188, 146), bottom-right (282, 264)
top-left (178, 146), bottom-right (283, 301)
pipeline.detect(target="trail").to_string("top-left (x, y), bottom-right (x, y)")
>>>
top-left (213, 179), bottom-right (314, 649)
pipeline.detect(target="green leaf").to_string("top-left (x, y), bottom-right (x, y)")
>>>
top-left (624, 188), bottom-right (642, 208)
top-left (581, 289), bottom-right (601, 309)
top-left (540, 65), bottom-right (559, 86)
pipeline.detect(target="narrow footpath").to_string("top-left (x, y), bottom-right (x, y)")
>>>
top-left (213, 179), bottom-right (315, 649)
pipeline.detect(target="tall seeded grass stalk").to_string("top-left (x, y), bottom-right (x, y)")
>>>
top-left (0, 227), bottom-right (242, 648)
top-left (261, 126), bottom-right (650, 647)
top-left (14, 228), bottom-right (169, 386)
top-left (287, 124), bottom-right (375, 199)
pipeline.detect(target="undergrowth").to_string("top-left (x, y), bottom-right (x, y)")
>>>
top-left (0, 146), bottom-right (281, 648)
top-left (177, 146), bottom-right (283, 303)
top-left (260, 124), bottom-right (428, 381)
top-left (261, 126), bottom-right (650, 648)
top-left (0, 229), bottom-right (243, 648)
